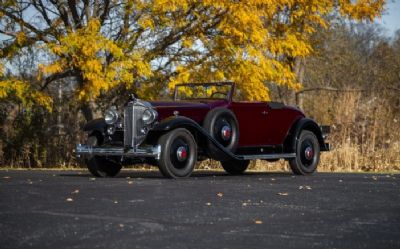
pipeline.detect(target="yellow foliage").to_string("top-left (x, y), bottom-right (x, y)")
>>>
top-left (16, 31), bottom-right (26, 45)
top-left (0, 63), bottom-right (4, 77)
top-left (164, 0), bottom-right (384, 100)
top-left (1, 61), bottom-right (51, 111)
top-left (0, 78), bottom-right (53, 111)
top-left (39, 19), bottom-right (152, 101)
top-left (1, 0), bottom-right (385, 104)
top-left (339, 0), bottom-right (384, 20)
top-left (163, 0), bottom-right (385, 100)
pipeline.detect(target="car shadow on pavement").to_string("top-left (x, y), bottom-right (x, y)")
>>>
top-left (58, 170), bottom-right (293, 179)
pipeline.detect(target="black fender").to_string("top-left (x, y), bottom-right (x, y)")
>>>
top-left (151, 116), bottom-right (240, 160)
top-left (83, 118), bottom-right (107, 134)
top-left (152, 116), bottom-right (199, 131)
top-left (284, 118), bottom-right (329, 153)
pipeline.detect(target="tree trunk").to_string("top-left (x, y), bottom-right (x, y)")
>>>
top-left (294, 57), bottom-right (306, 84)
top-left (80, 102), bottom-right (94, 121)
top-left (76, 71), bottom-right (94, 122)
top-left (294, 57), bottom-right (306, 108)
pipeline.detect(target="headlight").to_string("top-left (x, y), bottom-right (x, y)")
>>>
top-left (142, 108), bottom-right (158, 124)
top-left (104, 108), bottom-right (119, 125)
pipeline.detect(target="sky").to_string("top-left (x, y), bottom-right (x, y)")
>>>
top-left (376, 0), bottom-right (400, 36)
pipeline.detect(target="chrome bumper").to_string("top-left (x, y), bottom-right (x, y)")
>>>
top-left (75, 144), bottom-right (161, 159)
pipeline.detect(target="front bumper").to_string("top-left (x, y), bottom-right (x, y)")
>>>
top-left (75, 144), bottom-right (161, 159)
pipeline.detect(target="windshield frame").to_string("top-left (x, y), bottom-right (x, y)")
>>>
top-left (173, 82), bottom-right (235, 102)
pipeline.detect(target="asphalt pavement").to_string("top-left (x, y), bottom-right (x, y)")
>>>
top-left (0, 170), bottom-right (399, 249)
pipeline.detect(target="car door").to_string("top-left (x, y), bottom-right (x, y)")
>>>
top-left (229, 102), bottom-right (272, 146)
top-left (264, 102), bottom-right (305, 145)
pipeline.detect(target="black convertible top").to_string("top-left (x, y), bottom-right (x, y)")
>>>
top-left (268, 101), bottom-right (285, 109)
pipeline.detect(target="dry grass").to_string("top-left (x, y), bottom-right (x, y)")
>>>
top-left (296, 90), bottom-right (399, 172)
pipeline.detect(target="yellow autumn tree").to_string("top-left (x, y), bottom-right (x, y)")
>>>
top-left (0, 61), bottom-right (52, 111)
top-left (0, 0), bottom-right (385, 119)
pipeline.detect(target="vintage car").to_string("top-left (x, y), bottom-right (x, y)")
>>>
top-left (76, 82), bottom-right (330, 178)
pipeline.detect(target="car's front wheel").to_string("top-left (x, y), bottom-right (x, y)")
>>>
top-left (289, 130), bottom-right (320, 175)
top-left (86, 156), bottom-right (122, 177)
top-left (85, 135), bottom-right (122, 177)
top-left (157, 128), bottom-right (197, 178)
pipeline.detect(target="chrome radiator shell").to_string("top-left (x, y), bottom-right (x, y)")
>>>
top-left (124, 103), bottom-right (134, 148)
top-left (123, 101), bottom-right (147, 148)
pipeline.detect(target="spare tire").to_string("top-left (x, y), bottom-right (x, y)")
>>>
top-left (203, 108), bottom-right (239, 161)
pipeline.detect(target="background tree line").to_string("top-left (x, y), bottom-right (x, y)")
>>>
top-left (1, 0), bottom-right (398, 171)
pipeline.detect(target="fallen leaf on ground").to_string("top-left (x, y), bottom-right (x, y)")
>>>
top-left (372, 176), bottom-right (378, 181)
top-left (3, 176), bottom-right (10, 179)
top-left (118, 224), bottom-right (124, 228)
top-left (66, 198), bottom-right (73, 202)
top-left (270, 178), bottom-right (276, 181)
top-left (242, 203), bottom-right (248, 207)
top-left (254, 220), bottom-right (263, 224)
top-left (114, 201), bottom-right (118, 204)
top-left (206, 202), bottom-right (212, 206)
top-left (277, 192), bottom-right (289, 196)
top-left (71, 189), bottom-right (80, 194)
top-left (299, 186), bottom-right (312, 190)
top-left (217, 192), bottom-right (223, 197)
top-left (89, 178), bottom-right (96, 181)
top-left (127, 181), bottom-right (133, 184)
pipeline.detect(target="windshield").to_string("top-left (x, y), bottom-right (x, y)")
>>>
top-left (174, 83), bottom-right (233, 101)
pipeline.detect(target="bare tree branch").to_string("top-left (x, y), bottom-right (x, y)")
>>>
top-left (40, 69), bottom-right (75, 91)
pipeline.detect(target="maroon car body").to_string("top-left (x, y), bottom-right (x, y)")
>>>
top-left (151, 100), bottom-right (304, 147)
top-left (76, 82), bottom-right (329, 178)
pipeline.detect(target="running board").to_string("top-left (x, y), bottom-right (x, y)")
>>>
top-left (238, 153), bottom-right (296, 160)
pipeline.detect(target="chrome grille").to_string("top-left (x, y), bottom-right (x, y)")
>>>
top-left (124, 102), bottom-right (147, 148)
top-left (124, 103), bottom-right (134, 148)
top-left (133, 105), bottom-right (146, 146)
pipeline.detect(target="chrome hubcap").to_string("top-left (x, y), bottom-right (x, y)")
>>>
top-left (176, 146), bottom-right (188, 161)
top-left (304, 146), bottom-right (314, 160)
top-left (221, 125), bottom-right (232, 141)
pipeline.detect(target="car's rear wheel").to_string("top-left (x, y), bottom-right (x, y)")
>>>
top-left (203, 108), bottom-right (239, 161)
top-left (289, 130), bottom-right (320, 175)
top-left (157, 128), bottom-right (197, 178)
top-left (221, 159), bottom-right (250, 175)
top-left (85, 135), bottom-right (122, 177)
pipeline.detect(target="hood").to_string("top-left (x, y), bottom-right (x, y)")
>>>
top-left (149, 100), bottom-right (210, 109)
